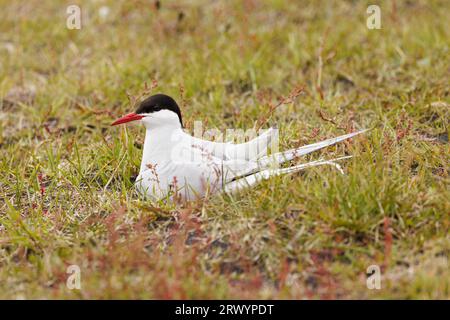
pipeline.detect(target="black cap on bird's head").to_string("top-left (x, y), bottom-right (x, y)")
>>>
top-left (112, 93), bottom-right (183, 127)
top-left (136, 94), bottom-right (183, 126)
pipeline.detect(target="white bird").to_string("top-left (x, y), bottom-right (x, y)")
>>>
top-left (112, 94), bottom-right (366, 201)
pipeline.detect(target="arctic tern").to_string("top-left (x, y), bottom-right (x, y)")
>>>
top-left (112, 94), bottom-right (366, 201)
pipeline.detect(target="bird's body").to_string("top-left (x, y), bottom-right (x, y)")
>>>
top-left (134, 118), bottom-right (273, 200)
top-left (112, 94), bottom-right (366, 201)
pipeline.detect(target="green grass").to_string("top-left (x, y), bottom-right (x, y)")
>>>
top-left (0, 0), bottom-right (449, 299)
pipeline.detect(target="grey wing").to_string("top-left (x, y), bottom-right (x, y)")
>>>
top-left (182, 127), bottom-right (277, 161)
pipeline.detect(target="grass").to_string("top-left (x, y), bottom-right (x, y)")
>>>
top-left (0, 0), bottom-right (449, 299)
